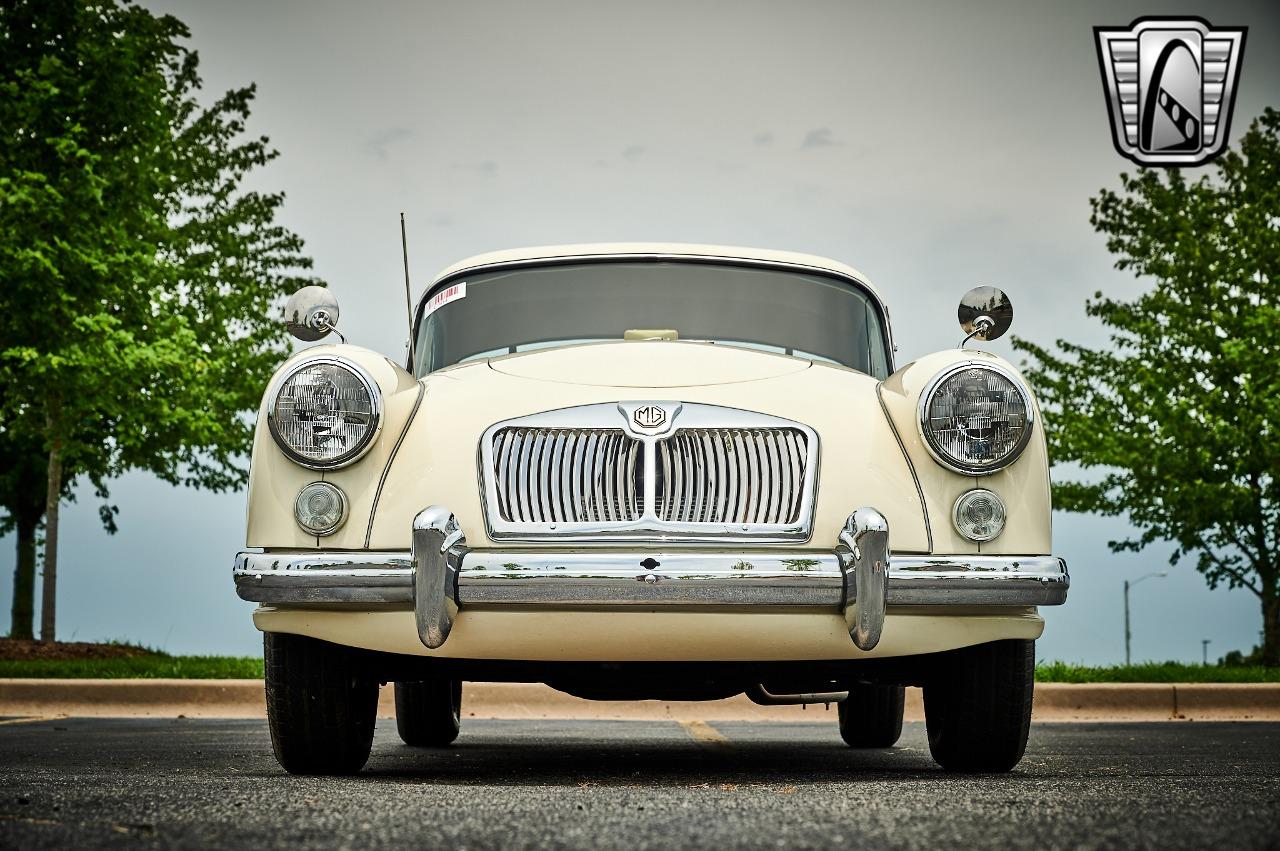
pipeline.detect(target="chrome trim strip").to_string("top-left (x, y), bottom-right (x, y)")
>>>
top-left (458, 550), bottom-right (843, 607)
top-left (233, 551), bottom-right (413, 604)
top-left (838, 508), bottom-right (890, 651)
top-left (365, 380), bottom-right (425, 546)
top-left (235, 551), bottom-right (1068, 610)
top-left (876, 383), bottom-right (932, 551)
top-left (478, 402), bottom-right (820, 544)
top-left (916, 360), bottom-right (1036, 477)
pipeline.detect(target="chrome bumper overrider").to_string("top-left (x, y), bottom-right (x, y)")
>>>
top-left (234, 506), bottom-right (1068, 652)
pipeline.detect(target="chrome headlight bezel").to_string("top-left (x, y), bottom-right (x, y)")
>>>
top-left (916, 361), bottom-right (1035, 476)
top-left (265, 356), bottom-right (383, 470)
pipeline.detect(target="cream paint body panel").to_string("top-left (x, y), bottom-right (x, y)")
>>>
top-left (365, 341), bottom-right (930, 552)
top-left (488, 339), bottom-right (811, 387)
top-left (254, 607), bottom-right (1044, 661)
top-left (245, 344), bottom-right (420, 549)
top-left (878, 349), bottom-right (1053, 555)
top-left (245, 411), bottom-right (318, 549)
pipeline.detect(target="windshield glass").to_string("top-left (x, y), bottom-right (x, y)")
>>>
top-left (413, 261), bottom-right (890, 378)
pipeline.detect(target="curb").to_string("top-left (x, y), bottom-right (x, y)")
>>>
top-left (2, 679), bottom-right (1277, 721)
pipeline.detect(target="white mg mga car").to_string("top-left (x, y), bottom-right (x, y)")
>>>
top-left (233, 244), bottom-right (1068, 774)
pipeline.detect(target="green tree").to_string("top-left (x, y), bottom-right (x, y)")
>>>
top-left (0, 438), bottom-right (47, 639)
top-left (1013, 109), bottom-right (1280, 665)
top-left (0, 0), bottom-right (320, 640)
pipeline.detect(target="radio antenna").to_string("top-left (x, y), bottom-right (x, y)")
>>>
top-left (400, 212), bottom-right (415, 369)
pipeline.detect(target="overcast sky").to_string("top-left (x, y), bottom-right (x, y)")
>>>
top-left (3, 0), bottom-right (1278, 662)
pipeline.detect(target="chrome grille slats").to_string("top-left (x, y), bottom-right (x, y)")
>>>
top-left (547, 430), bottom-right (565, 522)
top-left (762, 430), bottom-right (775, 522)
top-left (692, 432), bottom-right (709, 523)
top-left (720, 430), bottom-right (736, 524)
top-left (681, 433), bottom-right (697, 523)
top-left (744, 429), bottom-right (757, 524)
top-left (568, 430), bottom-right (584, 519)
top-left (482, 403), bottom-right (816, 542)
top-left (512, 427), bottom-right (527, 522)
top-left (627, 438), bottom-right (642, 519)
top-left (602, 431), bottom-right (618, 521)
top-left (581, 431), bottom-right (598, 520)
top-left (774, 430), bottom-right (791, 522)
top-left (505, 429), bottom-right (520, 520)
top-left (588, 431), bottom-right (607, 521)
top-left (491, 428), bottom-right (642, 524)
top-left (765, 430), bottom-right (783, 523)
top-left (530, 430), bottom-right (547, 523)
top-left (710, 429), bottom-right (727, 523)
top-left (649, 427), bottom-right (809, 526)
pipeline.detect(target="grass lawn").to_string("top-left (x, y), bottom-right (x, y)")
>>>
top-left (0, 655), bottom-right (264, 679)
top-left (0, 638), bottom-right (264, 679)
top-left (1034, 661), bottom-right (1278, 683)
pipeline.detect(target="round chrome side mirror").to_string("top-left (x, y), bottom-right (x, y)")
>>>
top-left (284, 286), bottom-right (341, 342)
top-left (957, 286), bottom-right (1013, 344)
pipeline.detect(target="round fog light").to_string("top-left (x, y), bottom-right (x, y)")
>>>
top-left (952, 489), bottom-right (1006, 542)
top-left (295, 481), bottom-right (348, 536)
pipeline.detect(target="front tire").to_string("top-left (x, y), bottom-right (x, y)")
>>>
top-left (395, 678), bottom-right (462, 746)
top-left (923, 639), bottom-right (1035, 772)
top-left (264, 633), bottom-right (379, 775)
top-left (838, 683), bottom-right (905, 748)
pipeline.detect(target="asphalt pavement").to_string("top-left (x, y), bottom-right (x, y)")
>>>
top-left (1, 716), bottom-right (1277, 850)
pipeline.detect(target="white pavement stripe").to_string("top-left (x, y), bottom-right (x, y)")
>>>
top-left (680, 720), bottom-right (730, 744)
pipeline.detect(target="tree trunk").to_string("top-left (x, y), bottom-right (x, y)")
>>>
top-left (39, 424), bottom-right (63, 644)
top-left (9, 516), bottom-right (38, 640)
top-left (1263, 593), bottom-right (1280, 668)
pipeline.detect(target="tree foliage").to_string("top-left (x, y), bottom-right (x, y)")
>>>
top-left (1013, 109), bottom-right (1280, 664)
top-left (0, 0), bottom-right (321, 639)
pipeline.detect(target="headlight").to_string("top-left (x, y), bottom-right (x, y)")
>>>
top-left (267, 357), bottom-right (381, 469)
top-left (953, 489), bottom-right (1007, 541)
top-left (918, 363), bottom-right (1033, 475)
top-left (295, 481), bottom-right (349, 535)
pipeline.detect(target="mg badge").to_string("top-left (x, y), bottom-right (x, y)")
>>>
top-left (1095, 17), bottom-right (1246, 167)
top-left (633, 405), bottom-right (667, 429)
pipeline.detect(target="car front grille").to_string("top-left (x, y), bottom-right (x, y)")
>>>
top-left (654, 428), bottom-right (809, 525)
top-left (480, 403), bottom-right (818, 542)
top-left (491, 428), bottom-right (643, 524)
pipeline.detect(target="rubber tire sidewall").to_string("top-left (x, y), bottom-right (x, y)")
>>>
top-left (395, 678), bottom-right (462, 746)
top-left (264, 633), bottom-right (379, 775)
top-left (923, 638), bottom-right (1035, 773)
top-left (838, 683), bottom-right (906, 748)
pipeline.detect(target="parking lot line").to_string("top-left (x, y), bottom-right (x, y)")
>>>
top-left (0, 715), bottom-right (61, 725)
top-left (680, 719), bottom-right (730, 745)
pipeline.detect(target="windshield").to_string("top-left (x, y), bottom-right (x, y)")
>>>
top-left (413, 261), bottom-right (891, 378)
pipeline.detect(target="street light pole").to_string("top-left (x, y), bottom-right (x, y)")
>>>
top-left (1124, 571), bottom-right (1168, 666)
top-left (1124, 579), bottom-right (1130, 666)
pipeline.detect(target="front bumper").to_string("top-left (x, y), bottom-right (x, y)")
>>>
top-left (234, 506), bottom-right (1068, 653)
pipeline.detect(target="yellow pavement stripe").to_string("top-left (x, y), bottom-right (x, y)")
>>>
top-left (680, 719), bottom-right (730, 745)
top-left (0, 715), bottom-right (62, 726)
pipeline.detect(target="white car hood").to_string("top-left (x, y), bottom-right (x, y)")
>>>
top-left (486, 340), bottom-right (811, 388)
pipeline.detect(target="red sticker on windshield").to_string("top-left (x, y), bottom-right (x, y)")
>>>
top-left (424, 281), bottom-right (467, 317)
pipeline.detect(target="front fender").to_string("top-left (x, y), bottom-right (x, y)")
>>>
top-left (245, 344), bottom-right (423, 549)
top-left (877, 349), bottom-right (1052, 555)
